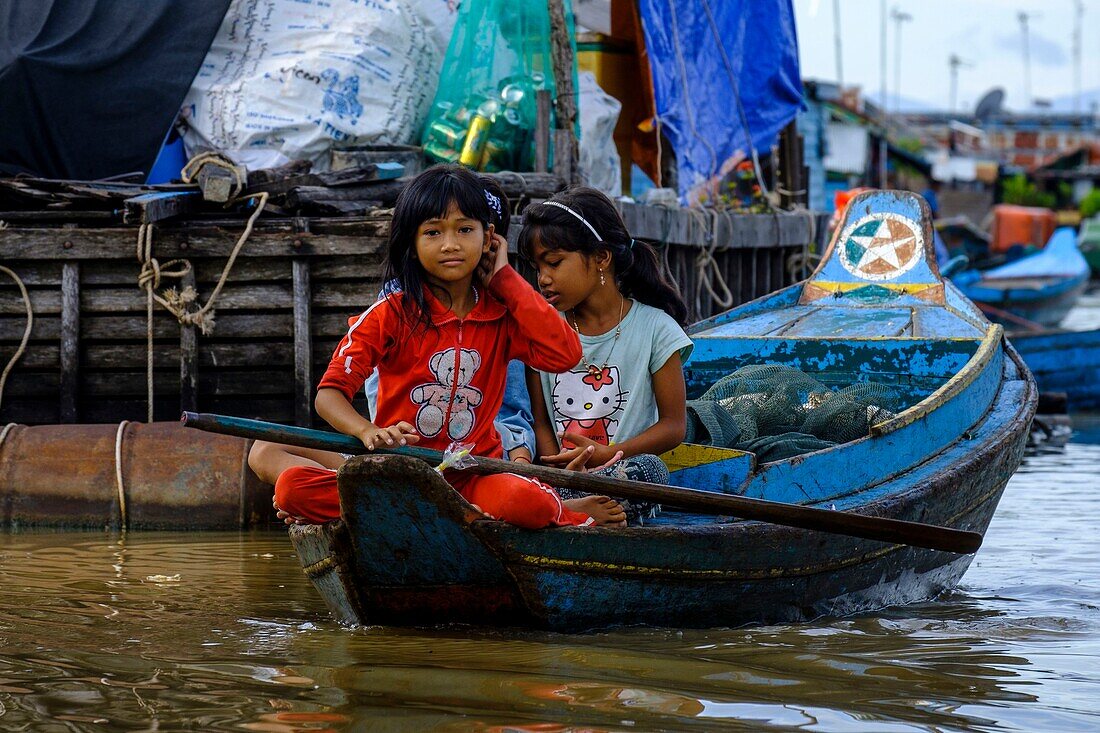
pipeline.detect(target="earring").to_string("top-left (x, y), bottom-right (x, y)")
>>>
top-left (599, 268), bottom-right (606, 286)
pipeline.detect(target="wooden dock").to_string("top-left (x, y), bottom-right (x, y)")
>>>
top-left (1, 203), bottom-right (819, 427)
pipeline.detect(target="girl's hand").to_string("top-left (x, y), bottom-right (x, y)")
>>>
top-left (541, 434), bottom-right (623, 472)
top-left (359, 421), bottom-right (419, 450)
top-left (478, 229), bottom-right (510, 285)
top-left (273, 495), bottom-right (308, 526)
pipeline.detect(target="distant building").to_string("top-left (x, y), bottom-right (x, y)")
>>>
top-left (1030, 143), bottom-right (1100, 204)
top-left (897, 111), bottom-right (1100, 171)
top-left (799, 80), bottom-right (931, 213)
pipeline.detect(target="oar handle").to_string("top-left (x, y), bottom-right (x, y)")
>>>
top-left (182, 412), bottom-right (983, 554)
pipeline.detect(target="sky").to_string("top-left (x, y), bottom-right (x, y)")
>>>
top-left (791, 0), bottom-right (1100, 113)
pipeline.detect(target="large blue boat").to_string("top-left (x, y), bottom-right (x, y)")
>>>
top-left (287, 190), bottom-right (1035, 630)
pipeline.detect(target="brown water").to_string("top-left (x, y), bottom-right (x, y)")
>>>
top-left (1, 426), bottom-right (1098, 732)
top-left (7, 292), bottom-right (1100, 733)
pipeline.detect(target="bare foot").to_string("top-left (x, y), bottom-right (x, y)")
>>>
top-left (564, 495), bottom-right (627, 527)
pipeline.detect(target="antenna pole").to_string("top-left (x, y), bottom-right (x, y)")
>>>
top-left (833, 0), bottom-right (844, 85)
top-left (1018, 11), bottom-right (1032, 109)
top-left (891, 7), bottom-right (912, 115)
top-left (1073, 0), bottom-right (1084, 113)
top-left (880, 0), bottom-right (887, 115)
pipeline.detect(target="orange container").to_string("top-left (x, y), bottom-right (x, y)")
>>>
top-left (990, 204), bottom-right (1055, 253)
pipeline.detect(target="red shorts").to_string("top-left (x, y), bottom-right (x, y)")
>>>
top-left (274, 464), bottom-right (593, 529)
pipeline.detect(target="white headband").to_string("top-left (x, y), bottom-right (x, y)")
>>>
top-left (542, 201), bottom-right (603, 241)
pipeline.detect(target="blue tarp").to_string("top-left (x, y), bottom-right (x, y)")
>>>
top-left (638, 0), bottom-right (803, 203)
top-left (980, 228), bottom-right (1089, 280)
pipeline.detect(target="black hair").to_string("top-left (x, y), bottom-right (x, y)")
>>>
top-left (518, 186), bottom-right (688, 325)
top-left (478, 174), bottom-right (510, 238)
top-left (383, 164), bottom-right (493, 331)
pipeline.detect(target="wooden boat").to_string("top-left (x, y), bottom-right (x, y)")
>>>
top-left (284, 190), bottom-right (1035, 631)
top-left (1009, 326), bottom-right (1100, 410)
top-left (954, 227), bottom-right (1089, 328)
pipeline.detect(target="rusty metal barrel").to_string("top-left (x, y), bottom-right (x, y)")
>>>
top-left (0, 422), bottom-right (274, 530)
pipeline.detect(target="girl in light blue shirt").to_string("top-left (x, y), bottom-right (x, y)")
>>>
top-left (519, 187), bottom-right (693, 524)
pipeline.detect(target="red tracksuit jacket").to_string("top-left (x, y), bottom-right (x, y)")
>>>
top-left (318, 266), bottom-right (582, 458)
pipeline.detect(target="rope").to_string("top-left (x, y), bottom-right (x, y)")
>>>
top-left (0, 266), bottom-right (33, 412)
top-left (114, 420), bottom-right (130, 529)
top-left (0, 422), bottom-right (18, 454)
top-left (180, 152), bottom-right (246, 203)
top-left (654, 116), bottom-right (664, 189)
top-left (786, 250), bottom-right (823, 281)
top-left (690, 208), bottom-right (735, 314)
top-left (134, 191), bottom-right (268, 420)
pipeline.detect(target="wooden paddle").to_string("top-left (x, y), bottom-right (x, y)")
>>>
top-left (181, 411), bottom-right (983, 554)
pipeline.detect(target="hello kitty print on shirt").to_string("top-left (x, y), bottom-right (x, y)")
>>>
top-left (551, 366), bottom-right (629, 446)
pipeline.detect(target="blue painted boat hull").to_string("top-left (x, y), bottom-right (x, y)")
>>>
top-left (287, 190), bottom-right (1037, 631)
top-left (290, 346), bottom-right (1032, 630)
top-left (1009, 328), bottom-right (1100, 409)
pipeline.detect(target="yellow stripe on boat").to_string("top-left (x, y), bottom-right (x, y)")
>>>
top-left (659, 443), bottom-right (753, 471)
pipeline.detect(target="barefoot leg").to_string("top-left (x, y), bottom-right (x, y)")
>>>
top-left (248, 440), bottom-right (346, 484)
top-left (563, 495), bottom-right (627, 527)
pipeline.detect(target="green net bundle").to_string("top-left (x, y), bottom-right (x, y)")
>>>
top-left (685, 365), bottom-right (907, 462)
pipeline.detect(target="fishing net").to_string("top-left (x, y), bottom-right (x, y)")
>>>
top-left (685, 364), bottom-right (907, 462)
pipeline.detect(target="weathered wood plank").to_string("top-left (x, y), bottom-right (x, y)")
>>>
top-left (616, 204), bottom-right (814, 249)
top-left (293, 258), bottom-right (313, 427)
top-left (0, 398), bottom-right (59, 425)
top-left (59, 262), bottom-right (80, 422)
top-left (5, 281), bottom-right (385, 316)
top-left (20, 342), bottom-right (300, 370)
top-left (0, 256), bottom-right (384, 287)
top-left (0, 227), bottom-right (388, 260)
top-left (77, 370), bottom-right (295, 397)
top-left (0, 261), bottom-right (62, 286)
top-left (0, 311), bottom-right (362, 341)
top-left (123, 191), bottom-right (202, 224)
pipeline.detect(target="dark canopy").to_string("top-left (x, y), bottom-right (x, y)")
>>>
top-left (0, 0), bottom-right (229, 180)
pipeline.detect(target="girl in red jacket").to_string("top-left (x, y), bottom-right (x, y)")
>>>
top-left (263, 165), bottom-right (627, 528)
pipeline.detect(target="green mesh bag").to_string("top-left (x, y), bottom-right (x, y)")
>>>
top-left (421, 0), bottom-right (577, 172)
top-left (687, 364), bottom-right (905, 461)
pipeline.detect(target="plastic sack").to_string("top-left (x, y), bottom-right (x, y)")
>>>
top-left (421, 0), bottom-right (576, 172)
top-left (577, 71), bottom-right (621, 197)
top-left (180, 0), bottom-right (458, 171)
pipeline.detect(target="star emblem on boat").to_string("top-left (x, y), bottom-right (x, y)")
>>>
top-left (839, 214), bottom-right (924, 281)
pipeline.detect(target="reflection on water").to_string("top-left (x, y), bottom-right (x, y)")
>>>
top-left (8, 278), bottom-right (1100, 733)
top-left (2, 423), bottom-right (1097, 732)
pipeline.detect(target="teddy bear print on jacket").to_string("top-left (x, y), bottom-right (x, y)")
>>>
top-left (410, 347), bottom-right (484, 440)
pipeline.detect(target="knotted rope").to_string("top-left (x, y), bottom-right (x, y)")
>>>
top-left (691, 208), bottom-right (735, 315)
top-left (135, 153), bottom-right (268, 420)
top-left (0, 265), bottom-right (33, 412)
